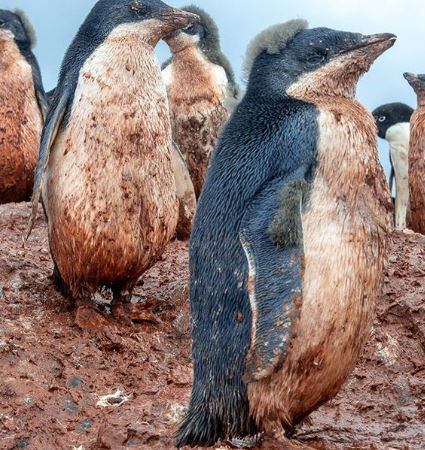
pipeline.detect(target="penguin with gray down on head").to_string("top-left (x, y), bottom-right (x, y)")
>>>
top-left (162, 5), bottom-right (239, 199)
top-left (177, 20), bottom-right (394, 448)
top-left (0, 9), bottom-right (47, 204)
top-left (28, 0), bottom-right (199, 322)
top-left (372, 102), bottom-right (413, 229)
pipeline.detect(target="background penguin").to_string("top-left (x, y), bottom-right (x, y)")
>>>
top-left (0, 9), bottom-right (47, 204)
top-left (29, 0), bottom-right (199, 319)
top-left (177, 20), bottom-right (394, 447)
top-left (404, 73), bottom-right (425, 235)
top-left (372, 103), bottom-right (413, 229)
top-left (162, 5), bottom-right (239, 198)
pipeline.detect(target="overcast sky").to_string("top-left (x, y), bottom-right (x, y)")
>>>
top-left (3, 0), bottom-right (425, 177)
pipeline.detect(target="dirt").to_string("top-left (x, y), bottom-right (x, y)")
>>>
top-left (0, 202), bottom-right (423, 450)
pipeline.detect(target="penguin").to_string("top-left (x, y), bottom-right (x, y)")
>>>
top-left (29, 0), bottom-right (199, 317)
top-left (162, 5), bottom-right (239, 198)
top-left (372, 103), bottom-right (413, 229)
top-left (403, 73), bottom-right (425, 235)
top-left (0, 9), bottom-right (47, 204)
top-left (177, 20), bottom-right (394, 447)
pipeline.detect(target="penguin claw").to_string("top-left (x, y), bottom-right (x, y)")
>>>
top-left (74, 304), bottom-right (109, 331)
top-left (111, 302), bottom-right (134, 326)
top-left (226, 435), bottom-right (262, 449)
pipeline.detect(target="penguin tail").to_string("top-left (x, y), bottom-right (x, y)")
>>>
top-left (176, 405), bottom-right (222, 448)
top-left (175, 396), bottom-right (257, 448)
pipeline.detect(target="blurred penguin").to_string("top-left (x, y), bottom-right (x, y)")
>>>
top-left (162, 5), bottom-right (239, 198)
top-left (373, 103), bottom-right (413, 229)
top-left (0, 9), bottom-right (47, 204)
top-left (404, 73), bottom-right (425, 234)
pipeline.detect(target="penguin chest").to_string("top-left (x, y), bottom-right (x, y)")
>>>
top-left (0, 40), bottom-right (42, 202)
top-left (44, 39), bottom-right (178, 291)
top-left (409, 109), bottom-right (425, 233)
top-left (164, 52), bottom-right (229, 196)
top-left (288, 100), bottom-right (391, 414)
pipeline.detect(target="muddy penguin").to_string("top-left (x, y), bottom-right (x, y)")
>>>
top-left (177, 20), bottom-right (394, 447)
top-left (404, 73), bottom-right (425, 234)
top-left (162, 5), bottom-right (239, 198)
top-left (29, 0), bottom-right (199, 316)
top-left (372, 103), bottom-right (413, 229)
top-left (0, 9), bottom-right (47, 204)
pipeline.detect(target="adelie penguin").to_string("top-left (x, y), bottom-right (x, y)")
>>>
top-left (404, 73), bottom-right (425, 235)
top-left (177, 21), bottom-right (394, 447)
top-left (372, 103), bottom-right (413, 229)
top-left (29, 0), bottom-right (199, 319)
top-left (0, 9), bottom-right (47, 204)
top-left (162, 5), bottom-right (239, 198)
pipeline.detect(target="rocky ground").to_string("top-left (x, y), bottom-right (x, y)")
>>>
top-left (0, 203), bottom-right (423, 450)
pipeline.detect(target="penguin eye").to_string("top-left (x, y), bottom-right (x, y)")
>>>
top-left (306, 50), bottom-right (327, 65)
top-left (130, 1), bottom-right (151, 16)
top-left (0, 20), bottom-right (4, 27)
top-left (185, 25), bottom-right (198, 36)
top-left (378, 116), bottom-right (386, 123)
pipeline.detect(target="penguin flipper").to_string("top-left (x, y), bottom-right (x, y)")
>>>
top-left (27, 89), bottom-right (70, 239)
top-left (240, 168), bottom-right (306, 383)
top-left (171, 143), bottom-right (197, 240)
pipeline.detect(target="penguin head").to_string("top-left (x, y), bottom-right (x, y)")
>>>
top-left (372, 103), bottom-right (413, 139)
top-left (81, 0), bottom-right (199, 47)
top-left (0, 9), bottom-right (36, 49)
top-left (164, 5), bottom-right (217, 54)
top-left (244, 20), bottom-right (396, 99)
top-left (404, 73), bottom-right (425, 104)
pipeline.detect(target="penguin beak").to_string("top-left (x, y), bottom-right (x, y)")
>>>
top-left (338, 33), bottom-right (397, 56)
top-left (404, 72), bottom-right (425, 84)
top-left (154, 8), bottom-right (199, 31)
top-left (404, 72), bottom-right (425, 96)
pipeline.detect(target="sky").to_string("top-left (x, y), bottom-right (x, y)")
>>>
top-left (3, 0), bottom-right (425, 177)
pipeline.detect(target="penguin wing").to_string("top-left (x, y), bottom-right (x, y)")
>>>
top-left (33, 71), bottom-right (48, 120)
top-left (172, 142), bottom-right (197, 240)
top-left (240, 167), bottom-right (307, 383)
top-left (24, 51), bottom-right (48, 120)
top-left (26, 88), bottom-right (71, 238)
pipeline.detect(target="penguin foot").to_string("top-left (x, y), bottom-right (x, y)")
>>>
top-left (74, 302), bottom-right (109, 331)
top-left (227, 434), bottom-right (262, 448)
top-left (111, 301), bottom-right (134, 326)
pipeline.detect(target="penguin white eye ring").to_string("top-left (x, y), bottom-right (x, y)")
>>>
top-left (379, 115), bottom-right (386, 122)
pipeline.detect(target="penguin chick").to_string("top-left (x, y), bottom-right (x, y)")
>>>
top-left (177, 20), bottom-right (394, 447)
top-left (268, 179), bottom-right (310, 248)
top-left (372, 103), bottom-right (413, 229)
top-left (162, 5), bottom-right (239, 198)
top-left (29, 0), bottom-right (199, 315)
top-left (0, 9), bottom-right (47, 204)
top-left (404, 73), bottom-right (425, 234)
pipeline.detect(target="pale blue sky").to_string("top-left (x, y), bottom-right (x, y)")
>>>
top-left (4, 0), bottom-right (425, 176)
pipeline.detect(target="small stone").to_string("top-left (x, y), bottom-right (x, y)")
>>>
top-left (68, 376), bottom-right (83, 389)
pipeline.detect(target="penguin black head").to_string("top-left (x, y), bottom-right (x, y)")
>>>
top-left (163, 5), bottom-right (238, 90)
top-left (244, 20), bottom-right (396, 99)
top-left (164, 5), bottom-right (218, 53)
top-left (372, 103), bottom-right (413, 139)
top-left (0, 9), bottom-right (36, 49)
top-left (75, 0), bottom-right (199, 48)
top-left (404, 73), bottom-right (425, 104)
